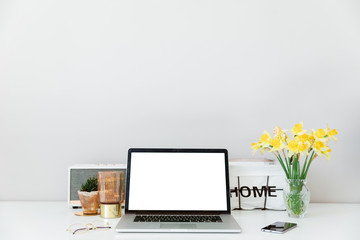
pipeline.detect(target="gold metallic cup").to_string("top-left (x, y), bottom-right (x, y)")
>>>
top-left (100, 203), bottom-right (121, 218)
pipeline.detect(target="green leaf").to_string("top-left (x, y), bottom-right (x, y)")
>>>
top-left (80, 177), bottom-right (98, 192)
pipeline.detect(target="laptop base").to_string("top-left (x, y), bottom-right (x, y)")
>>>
top-left (116, 213), bottom-right (241, 233)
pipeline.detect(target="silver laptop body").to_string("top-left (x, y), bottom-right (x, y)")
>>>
top-left (115, 148), bottom-right (241, 233)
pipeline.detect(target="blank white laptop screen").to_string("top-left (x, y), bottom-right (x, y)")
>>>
top-left (128, 152), bottom-right (227, 211)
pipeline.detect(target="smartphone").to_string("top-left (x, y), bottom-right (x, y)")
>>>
top-left (261, 221), bottom-right (297, 233)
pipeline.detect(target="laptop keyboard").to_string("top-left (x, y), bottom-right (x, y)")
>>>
top-left (134, 215), bottom-right (222, 223)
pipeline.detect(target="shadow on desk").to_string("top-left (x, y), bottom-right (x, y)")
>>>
top-left (113, 233), bottom-right (241, 240)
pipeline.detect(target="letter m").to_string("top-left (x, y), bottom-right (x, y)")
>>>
top-left (253, 186), bottom-right (267, 198)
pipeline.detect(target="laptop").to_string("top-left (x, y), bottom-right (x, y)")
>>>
top-left (115, 148), bottom-right (241, 233)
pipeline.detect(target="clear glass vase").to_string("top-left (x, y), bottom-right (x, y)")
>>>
top-left (283, 179), bottom-right (310, 218)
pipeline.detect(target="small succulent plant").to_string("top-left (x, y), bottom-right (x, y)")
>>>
top-left (80, 177), bottom-right (98, 192)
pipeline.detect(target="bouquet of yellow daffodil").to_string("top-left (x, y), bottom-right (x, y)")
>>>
top-left (251, 122), bottom-right (338, 180)
top-left (251, 122), bottom-right (338, 217)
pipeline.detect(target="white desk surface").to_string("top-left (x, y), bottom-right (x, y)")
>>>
top-left (0, 202), bottom-right (358, 240)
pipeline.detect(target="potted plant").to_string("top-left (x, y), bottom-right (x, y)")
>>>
top-left (251, 122), bottom-right (338, 218)
top-left (78, 177), bottom-right (99, 214)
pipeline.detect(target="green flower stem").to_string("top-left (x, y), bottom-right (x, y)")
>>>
top-left (291, 156), bottom-right (297, 179)
top-left (297, 155), bottom-right (301, 178)
top-left (275, 153), bottom-right (290, 178)
top-left (274, 149), bottom-right (315, 181)
top-left (285, 155), bottom-right (291, 176)
top-left (301, 154), bottom-right (309, 179)
top-left (292, 156), bottom-right (295, 179)
top-left (302, 151), bottom-right (315, 179)
top-left (282, 149), bottom-right (290, 173)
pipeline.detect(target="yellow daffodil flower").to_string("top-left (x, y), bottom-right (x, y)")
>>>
top-left (299, 142), bottom-right (310, 155)
top-left (326, 125), bottom-right (338, 142)
top-left (251, 142), bottom-right (261, 154)
top-left (287, 139), bottom-right (299, 157)
top-left (314, 140), bottom-right (325, 150)
top-left (273, 126), bottom-right (287, 142)
top-left (308, 133), bottom-right (315, 144)
top-left (273, 126), bottom-right (283, 136)
top-left (260, 131), bottom-right (272, 144)
top-left (299, 133), bottom-right (309, 142)
top-left (291, 122), bottom-right (306, 136)
top-left (313, 140), bottom-right (331, 160)
top-left (312, 128), bottom-right (329, 144)
top-left (315, 128), bottom-right (326, 138)
top-left (323, 147), bottom-right (331, 160)
top-left (271, 138), bottom-right (281, 148)
top-left (269, 137), bottom-right (286, 152)
top-left (252, 131), bottom-right (272, 155)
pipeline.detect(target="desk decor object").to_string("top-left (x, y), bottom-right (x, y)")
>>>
top-left (66, 220), bottom-right (111, 234)
top-left (77, 177), bottom-right (99, 215)
top-left (251, 122), bottom-right (338, 218)
top-left (229, 159), bottom-right (286, 211)
top-left (98, 171), bottom-right (124, 218)
top-left (68, 164), bottom-right (126, 207)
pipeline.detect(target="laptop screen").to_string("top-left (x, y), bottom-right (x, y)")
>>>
top-left (127, 150), bottom-right (229, 212)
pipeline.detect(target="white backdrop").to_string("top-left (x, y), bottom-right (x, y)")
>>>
top-left (0, 0), bottom-right (359, 202)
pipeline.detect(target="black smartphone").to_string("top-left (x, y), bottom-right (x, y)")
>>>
top-left (261, 221), bottom-right (297, 233)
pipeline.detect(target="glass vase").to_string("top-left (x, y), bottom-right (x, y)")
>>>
top-left (98, 171), bottom-right (124, 218)
top-left (283, 179), bottom-right (310, 218)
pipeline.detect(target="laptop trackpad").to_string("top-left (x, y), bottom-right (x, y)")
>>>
top-left (160, 223), bottom-right (197, 229)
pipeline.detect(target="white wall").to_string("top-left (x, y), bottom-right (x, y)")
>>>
top-left (0, 0), bottom-right (359, 202)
